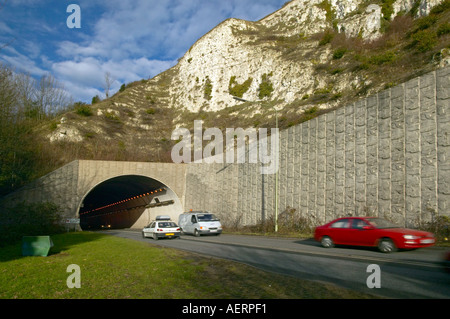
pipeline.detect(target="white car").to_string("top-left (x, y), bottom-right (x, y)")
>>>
top-left (142, 216), bottom-right (181, 240)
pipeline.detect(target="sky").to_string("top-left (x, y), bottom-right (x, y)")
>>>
top-left (0, 0), bottom-right (287, 103)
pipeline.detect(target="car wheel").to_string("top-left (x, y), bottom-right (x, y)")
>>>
top-left (378, 238), bottom-right (396, 253)
top-left (153, 233), bottom-right (158, 241)
top-left (320, 236), bottom-right (334, 248)
top-left (194, 229), bottom-right (200, 237)
top-left (142, 232), bottom-right (146, 238)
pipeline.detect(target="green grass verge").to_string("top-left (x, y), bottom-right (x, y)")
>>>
top-left (0, 232), bottom-right (378, 299)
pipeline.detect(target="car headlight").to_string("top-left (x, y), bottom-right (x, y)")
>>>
top-left (403, 235), bottom-right (420, 240)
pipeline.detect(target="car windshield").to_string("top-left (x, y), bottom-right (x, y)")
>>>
top-left (197, 214), bottom-right (218, 221)
top-left (158, 222), bottom-right (177, 228)
top-left (367, 218), bottom-right (399, 229)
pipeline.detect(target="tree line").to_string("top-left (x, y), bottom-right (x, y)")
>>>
top-left (0, 63), bottom-right (73, 196)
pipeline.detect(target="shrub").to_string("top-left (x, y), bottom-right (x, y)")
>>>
top-left (368, 51), bottom-right (397, 65)
top-left (332, 47), bottom-right (347, 59)
top-left (229, 76), bottom-right (253, 98)
top-left (415, 15), bottom-right (438, 31)
top-left (237, 207), bottom-right (315, 235)
top-left (204, 76), bottom-right (213, 100)
top-left (92, 95), bottom-right (101, 104)
top-left (330, 68), bottom-right (344, 75)
top-left (420, 215), bottom-right (450, 242)
top-left (319, 29), bottom-right (335, 45)
top-left (381, 0), bottom-right (395, 21)
top-left (104, 111), bottom-right (120, 122)
top-left (258, 73), bottom-right (274, 99)
top-left (437, 22), bottom-right (450, 36)
top-left (305, 106), bottom-right (318, 114)
top-left (0, 201), bottom-right (64, 246)
top-left (411, 30), bottom-right (438, 52)
top-left (74, 103), bottom-right (93, 116)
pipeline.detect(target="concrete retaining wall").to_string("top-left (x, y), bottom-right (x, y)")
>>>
top-left (185, 67), bottom-right (450, 227)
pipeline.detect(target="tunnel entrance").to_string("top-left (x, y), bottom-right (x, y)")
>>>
top-left (79, 175), bottom-right (183, 230)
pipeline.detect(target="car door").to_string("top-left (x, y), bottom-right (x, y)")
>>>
top-left (328, 218), bottom-right (351, 245)
top-left (148, 222), bottom-right (156, 236)
top-left (186, 215), bottom-right (197, 234)
top-left (347, 218), bottom-right (375, 246)
top-left (181, 215), bottom-right (192, 234)
top-left (143, 222), bottom-right (153, 237)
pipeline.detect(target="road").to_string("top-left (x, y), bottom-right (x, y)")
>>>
top-left (102, 229), bottom-right (450, 299)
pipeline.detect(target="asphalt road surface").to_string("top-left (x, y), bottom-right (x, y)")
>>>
top-left (102, 229), bottom-right (450, 299)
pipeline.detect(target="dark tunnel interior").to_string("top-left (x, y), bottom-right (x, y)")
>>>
top-left (79, 175), bottom-right (167, 230)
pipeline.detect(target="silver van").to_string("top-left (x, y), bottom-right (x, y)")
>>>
top-left (178, 211), bottom-right (222, 236)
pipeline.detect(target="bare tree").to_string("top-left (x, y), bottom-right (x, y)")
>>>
top-left (0, 63), bottom-right (73, 195)
top-left (104, 71), bottom-right (114, 99)
top-left (14, 71), bottom-right (37, 118)
top-left (35, 73), bottom-right (72, 118)
top-left (0, 63), bottom-right (17, 124)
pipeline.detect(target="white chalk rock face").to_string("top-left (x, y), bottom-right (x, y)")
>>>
top-left (163, 0), bottom-right (444, 113)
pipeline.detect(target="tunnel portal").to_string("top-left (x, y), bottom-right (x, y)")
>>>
top-left (79, 175), bottom-right (183, 230)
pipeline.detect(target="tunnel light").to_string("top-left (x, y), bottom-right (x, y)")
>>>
top-left (83, 188), bottom-right (163, 217)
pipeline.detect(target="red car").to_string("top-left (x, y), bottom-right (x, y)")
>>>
top-left (314, 217), bottom-right (435, 253)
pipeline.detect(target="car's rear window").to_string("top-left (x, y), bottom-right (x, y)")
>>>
top-left (330, 219), bottom-right (350, 228)
top-left (158, 222), bottom-right (177, 228)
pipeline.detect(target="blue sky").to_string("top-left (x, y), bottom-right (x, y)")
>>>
top-left (0, 0), bottom-right (287, 103)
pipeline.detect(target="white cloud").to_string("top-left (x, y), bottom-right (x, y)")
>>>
top-left (57, 0), bottom-right (286, 61)
top-left (2, 0), bottom-right (286, 102)
top-left (0, 48), bottom-right (47, 77)
top-left (52, 58), bottom-right (104, 88)
top-left (51, 56), bottom-right (177, 102)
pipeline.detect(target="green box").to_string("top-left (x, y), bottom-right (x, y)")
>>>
top-left (22, 236), bottom-right (54, 257)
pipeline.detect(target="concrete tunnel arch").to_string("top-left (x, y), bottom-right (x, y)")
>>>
top-left (78, 174), bottom-right (184, 230)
